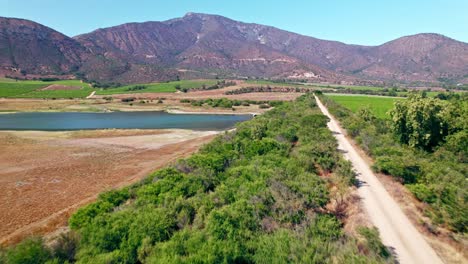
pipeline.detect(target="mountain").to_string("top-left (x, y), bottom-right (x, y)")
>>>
top-left (74, 13), bottom-right (345, 83)
top-left (359, 33), bottom-right (468, 83)
top-left (0, 17), bottom-right (85, 76)
top-left (1, 13), bottom-right (467, 84)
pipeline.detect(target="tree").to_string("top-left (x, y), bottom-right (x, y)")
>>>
top-left (389, 95), bottom-right (449, 151)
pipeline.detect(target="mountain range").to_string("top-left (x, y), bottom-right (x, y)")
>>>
top-left (1, 13), bottom-right (467, 85)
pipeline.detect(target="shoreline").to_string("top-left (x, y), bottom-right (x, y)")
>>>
top-left (0, 108), bottom-right (259, 115)
top-left (166, 109), bottom-right (258, 115)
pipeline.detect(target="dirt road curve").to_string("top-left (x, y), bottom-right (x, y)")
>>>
top-left (315, 96), bottom-right (443, 264)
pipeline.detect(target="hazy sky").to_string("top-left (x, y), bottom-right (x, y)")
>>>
top-left (2, 0), bottom-right (467, 45)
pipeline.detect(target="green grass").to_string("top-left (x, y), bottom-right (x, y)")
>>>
top-left (96, 80), bottom-right (219, 95)
top-left (0, 79), bottom-right (93, 98)
top-left (328, 94), bottom-right (403, 119)
top-left (0, 83), bottom-right (46, 97)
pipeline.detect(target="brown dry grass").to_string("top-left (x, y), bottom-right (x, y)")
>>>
top-left (0, 130), bottom-right (216, 245)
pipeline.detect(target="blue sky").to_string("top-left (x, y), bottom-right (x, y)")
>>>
top-left (2, 0), bottom-right (467, 45)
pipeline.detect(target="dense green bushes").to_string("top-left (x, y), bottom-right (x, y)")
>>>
top-left (179, 98), bottom-right (281, 109)
top-left (321, 94), bottom-right (467, 233)
top-left (1, 94), bottom-right (393, 263)
top-left (0, 234), bottom-right (79, 264)
top-left (390, 95), bottom-right (452, 151)
top-left (1, 238), bottom-right (51, 264)
top-left (126, 85), bottom-right (146, 91)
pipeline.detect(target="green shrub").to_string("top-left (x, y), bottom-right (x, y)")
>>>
top-left (3, 238), bottom-right (51, 264)
top-left (121, 97), bottom-right (135, 102)
top-left (373, 156), bottom-right (421, 184)
top-left (358, 227), bottom-right (392, 259)
top-left (407, 184), bottom-right (437, 204)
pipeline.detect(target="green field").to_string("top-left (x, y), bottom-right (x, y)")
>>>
top-left (96, 80), bottom-right (219, 95)
top-left (0, 79), bottom-right (93, 98)
top-left (327, 94), bottom-right (403, 119)
top-left (0, 79), bottom-right (221, 98)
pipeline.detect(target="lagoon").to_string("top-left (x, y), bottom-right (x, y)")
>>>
top-left (0, 111), bottom-right (252, 131)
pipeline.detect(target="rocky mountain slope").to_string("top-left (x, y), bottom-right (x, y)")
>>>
top-left (0, 17), bottom-right (85, 76)
top-left (1, 13), bottom-right (467, 84)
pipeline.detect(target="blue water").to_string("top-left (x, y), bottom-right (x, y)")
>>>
top-left (0, 111), bottom-right (252, 131)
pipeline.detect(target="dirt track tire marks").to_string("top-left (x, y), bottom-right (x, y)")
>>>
top-left (315, 95), bottom-right (443, 264)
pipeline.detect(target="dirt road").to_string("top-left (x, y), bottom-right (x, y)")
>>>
top-left (86, 91), bottom-right (96, 99)
top-left (315, 96), bottom-right (443, 264)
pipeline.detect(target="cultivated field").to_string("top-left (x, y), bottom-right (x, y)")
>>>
top-left (95, 80), bottom-right (219, 95)
top-left (0, 129), bottom-right (218, 245)
top-left (0, 79), bottom-right (93, 99)
top-left (327, 94), bottom-right (403, 118)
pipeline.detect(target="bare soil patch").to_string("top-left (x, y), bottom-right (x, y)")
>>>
top-left (41, 84), bottom-right (81, 91)
top-left (0, 129), bottom-right (217, 245)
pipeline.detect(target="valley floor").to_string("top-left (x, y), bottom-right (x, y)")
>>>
top-left (0, 83), bottom-right (303, 114)
top-left (0, 129), bottom-right (217, 245)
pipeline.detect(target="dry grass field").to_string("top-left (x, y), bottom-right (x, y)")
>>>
top-left (0, 129), bottom-right (217, 245)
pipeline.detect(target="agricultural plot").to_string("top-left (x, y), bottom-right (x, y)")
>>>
top-left (0, 79), bottom-right (93, 98)
top-left (0, 83), bottom-right (45, 97)
top-left (327, 94), bottom-right (403, 119)
top-left (96, 80), bottom-right (219, 95)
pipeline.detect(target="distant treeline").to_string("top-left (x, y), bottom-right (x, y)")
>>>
top-left (180, 98), bottom-right (282, 109)
top-left (176, 80), bottom-right (236, 93)
top-left (225, 86), bottom-right (312, 95)
top-left (4, 76), bottom-right (66, 82)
